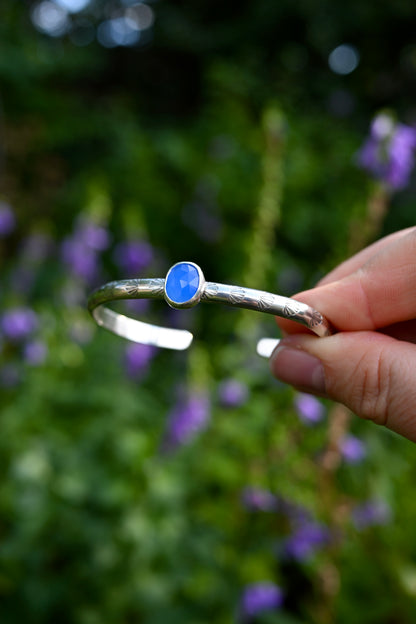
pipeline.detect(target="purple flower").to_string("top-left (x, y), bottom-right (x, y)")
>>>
top-left (240, 582), bottom-right (283, 619)
top-left (282, 521), bottom-right (329, 561)
top-left (0, 202), bottom-right (16, 236)
top-left (294, 393), bottom-right (324, 425)
top-left (162, 392), bottom-right (210, 451)
top-left (79, 222), bottom-right (110, 251)
top-left (277, 498), bottom-right (313, 525)
top-left (23, 340), bottom-right (48, 366)
top-left (276, 496), bottom-right (312, 529)
top-left (114, 240), bottom-right (154, 276)
top-left (61, 218), bottom-right (110, 283)
top-left (218, 379), bottom-right (249, 407)
top-left (1, 307), bottom-right (38, 342)
top-left (62, 237), bottom-right (98, 282)
top-left (352, 499), bottom-right (391, 530)
top-left (340, 434), bottom-right (367, 464)
top-left (241, 487), bottom-right (278, 512)
top-left (357, 113), bottom-right (416, 189)
top-left (124, 343), bottom-right (155, 378)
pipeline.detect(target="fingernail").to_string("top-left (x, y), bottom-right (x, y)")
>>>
top-left (270, 344), bottom-right (325, 394)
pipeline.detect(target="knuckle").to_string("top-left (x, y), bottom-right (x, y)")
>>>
top-left (353, 347), bottom-right (392, 426)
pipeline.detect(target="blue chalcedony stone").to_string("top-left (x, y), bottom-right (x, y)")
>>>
top-left (165, 262), bottom-right (200, 305)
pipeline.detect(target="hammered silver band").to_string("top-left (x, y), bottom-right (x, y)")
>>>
top-left (87, 262), bottom-right (331, 357)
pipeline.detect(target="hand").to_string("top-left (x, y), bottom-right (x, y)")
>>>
top-left (270, 226), bottom-right (416, 442)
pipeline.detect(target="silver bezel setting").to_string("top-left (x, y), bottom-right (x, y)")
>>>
top-left (164, 261), bottom-right (206, 310)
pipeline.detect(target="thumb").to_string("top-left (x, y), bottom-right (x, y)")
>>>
top-left (270, 331), bottom-right (416, 442)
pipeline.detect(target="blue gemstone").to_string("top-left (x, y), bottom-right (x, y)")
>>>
top-left (165, 263), bottom-right (200, 305)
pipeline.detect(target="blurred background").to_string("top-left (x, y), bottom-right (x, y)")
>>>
top-left (1, 1), bottom-right (416, 622)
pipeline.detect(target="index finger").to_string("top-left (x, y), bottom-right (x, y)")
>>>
top-left (277, 226), bottom-right (416, 334)
top-left (318, 227), bottom-right (415, 286)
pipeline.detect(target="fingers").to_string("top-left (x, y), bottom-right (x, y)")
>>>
top-left (272, 227), bottom-right (416, 444)
top-left (278, 226), bottom-right (416, 334)
top-left (317, 227), bottom-right (415, 286)
top-left (270, 332), bottom-right (416, 442)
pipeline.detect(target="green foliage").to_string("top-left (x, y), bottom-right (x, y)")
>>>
top-left (0, 1), bottom-right (416, 623)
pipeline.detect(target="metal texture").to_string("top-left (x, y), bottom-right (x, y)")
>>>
top-left (87, 265), bottom-right (331, 356)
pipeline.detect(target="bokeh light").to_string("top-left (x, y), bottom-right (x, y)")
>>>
top-left (125, 2), bottom-right (154, 30)
top-left (30, 0), bottom-right (154, 46)
top-left (53, 0), bottom-right (90, 13)
top-left (328, 44), bottom-right (360, 75)
top-left (96, 9), bottom-right (153, 48)
top-left (31, 0), bottom-right (70, 36)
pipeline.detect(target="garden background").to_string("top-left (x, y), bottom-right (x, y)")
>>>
top-left (1, 1), bottom-right (416, 622)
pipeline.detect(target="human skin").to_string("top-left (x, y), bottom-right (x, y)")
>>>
top-left (270, 226), bottom-right (416, 442)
